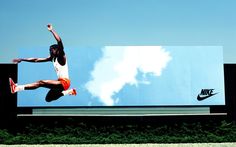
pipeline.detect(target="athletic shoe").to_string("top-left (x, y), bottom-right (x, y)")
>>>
top-left (69, 88), bottom-right (77, 96)
top-left (9, 78), bottom-right (16, 93)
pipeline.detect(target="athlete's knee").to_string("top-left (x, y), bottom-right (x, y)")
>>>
top-left (45, 90), bottom-right (63, 102)
top-left (45, 97), bottom-right (53, 102)
top-left (45, 95), bottom-right (61, 102)
top-left (45, 97), bottom-right (56, 102)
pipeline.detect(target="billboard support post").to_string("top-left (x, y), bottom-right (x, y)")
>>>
top-left (224, 64), bottom-right (236, 121)
top-left (0, 64), bottom-right (17, 129)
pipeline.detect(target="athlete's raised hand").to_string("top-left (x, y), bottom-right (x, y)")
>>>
top-left (47, 24), bottom-right (53, 31)
top-left (47, 24), bottom-right (62, 45)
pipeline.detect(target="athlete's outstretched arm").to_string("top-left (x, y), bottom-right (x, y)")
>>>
top-left (47, 24), bottom-right (64, 51)
top-left (13, 56), bottom-right (51, 63)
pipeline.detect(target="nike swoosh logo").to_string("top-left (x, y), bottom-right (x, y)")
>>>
top-left (197, 93), bottom-right (218, 101)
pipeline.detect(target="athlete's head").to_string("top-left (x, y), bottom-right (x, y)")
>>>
top-left (49, 44), bottom-right (59, 57)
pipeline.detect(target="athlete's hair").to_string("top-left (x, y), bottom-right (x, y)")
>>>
top-left (49, 44), bottom-right (65, 56)
top-left (50, 44), bottom-right (59, 50)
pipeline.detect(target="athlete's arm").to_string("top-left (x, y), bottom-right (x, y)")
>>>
top-left (13, 56), bottom-right (52, 63)
top-left (47, 24), bottom-right (64, 53)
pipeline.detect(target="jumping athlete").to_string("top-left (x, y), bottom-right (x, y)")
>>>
top-left (9, 24), bottom-right (77, 102)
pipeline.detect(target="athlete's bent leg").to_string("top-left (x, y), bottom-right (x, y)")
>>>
top-left (45, 89), bottom-right (64, 102)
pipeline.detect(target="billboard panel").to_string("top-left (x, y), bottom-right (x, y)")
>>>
top-left (18, 46), bottom-right (225, 107)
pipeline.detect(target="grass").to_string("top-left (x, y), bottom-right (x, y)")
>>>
top-left (1, 118), bottom-right (236, 144)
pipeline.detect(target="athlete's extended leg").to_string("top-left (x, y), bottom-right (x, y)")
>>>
top-left (25, 80), bottom-right (63, 90)
top-left (9, 78), bottom-right (64, 93)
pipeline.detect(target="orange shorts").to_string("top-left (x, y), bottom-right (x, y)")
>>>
top-left (58, 78), bottom-right (70, 90)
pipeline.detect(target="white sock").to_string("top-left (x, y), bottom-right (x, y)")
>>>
top-left (62, 89), bottom-right (73, 96)
top-left (16, 85), bottom-right (25, 92)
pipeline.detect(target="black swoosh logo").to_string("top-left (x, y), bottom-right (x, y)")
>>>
top-left (197, 93), bottom-right (218, 101)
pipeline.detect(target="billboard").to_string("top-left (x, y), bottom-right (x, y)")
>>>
top-left (17, 46), bottom-right (225, 107)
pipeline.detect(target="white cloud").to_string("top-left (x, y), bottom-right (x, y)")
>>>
top-left (85, 46), bottom-right (172, 106)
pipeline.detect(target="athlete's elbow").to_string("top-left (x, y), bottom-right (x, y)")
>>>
top-left (34, 59), bottom-right (42, 62)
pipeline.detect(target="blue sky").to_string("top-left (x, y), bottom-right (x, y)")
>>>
top-left (18, 46), bottom-right (225, 107)
top-left (0, 0), bottom-right (236, 63)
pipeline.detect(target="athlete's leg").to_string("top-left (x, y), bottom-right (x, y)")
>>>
top-left (24, 80), bottom-right (77, 95)
top-left (10, 78), bottom-right (64, 93)
top-left (24, 80), bottom-right (65, 102)
top-left (45, 88), bottom-right (76, 102)
top-left (24, 80), bottom-right (63, 90)
top-left (45, 89), bottom-right (64, 102)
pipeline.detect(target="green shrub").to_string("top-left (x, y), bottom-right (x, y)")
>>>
top-left (1, 120), bottom-right (236, 144)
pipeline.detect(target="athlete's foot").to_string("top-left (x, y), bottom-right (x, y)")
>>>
top-left (69, 88), bottom-right (77, 96)
top-left (9, 78), bottom-right (17, 93)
